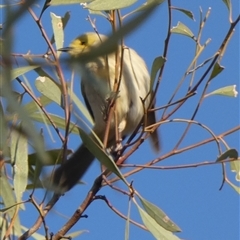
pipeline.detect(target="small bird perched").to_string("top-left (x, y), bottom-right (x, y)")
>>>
top-left (53, 32), bottom-right (160, 192)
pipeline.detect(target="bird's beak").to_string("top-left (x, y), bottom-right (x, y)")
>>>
top-left (58, 47), bottom-right (72, 52)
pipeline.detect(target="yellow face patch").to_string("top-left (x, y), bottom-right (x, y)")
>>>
top-left (68, 33), bottom-right (102, 56)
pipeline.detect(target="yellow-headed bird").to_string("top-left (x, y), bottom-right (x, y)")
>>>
top-left (53, 32), bottom-right (160, 192)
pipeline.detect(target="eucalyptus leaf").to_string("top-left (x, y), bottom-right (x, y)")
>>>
top-left (222, 0), bottom-right (231, 11)
top-left (228, 181), bottom-right (240, 194)
top-left (139, 196), bottom-right (181, 232)
top-left (230, 159), bottom-right (240, 182)
top-left (69, 86), bottom-right (94, 125)
top-left (50, 0), bottom-right (91, 5)
top-left (23, 95), bottom-right (52, 114)
top-left (50, 11), bottom-right (70, 46)
top-left (150, 56), bottom-right (166, 90)
top-left (204, 85), bottom-right (238, 98)
top-left (136, 204), bottom-right (180, 240)
top-left (50, 12), bottom-right (64, 55)
top-left (0, 215), bottom-right (7, 240)
top-left (172, 7), bottom-right (195, 20)
top-left (125, 199), bottom-right (131, 240)
top-left (87, 0), bottom-right (137, 11)
top-left (0, 100), bottom-right (7, 155)
top-left (11, 65), bottom-right (39, 81)
top-left (29, 112), bottom-right (80, 134)
top-left (209, 62), bottom-right (224, 81)
top-left (216, 149), bottom-right (238, 162)
top-left (28, 149), bottom-right (72, 166)
top-left (79, 128), bottom-right (127, 184)
top-left (0, 170), bottom-right (22, 236)
top-left (216, 149), bottom-right (239, 181)
top-left (171, 21), bottom-right (195, 39)
top-left (132, 0), bottom-right (165, 13)
top-left (70, 3), bottom-right (156, 64)
top-left (35, 75), bottom-right (93, 124)
top-left (2, 69), bottom-right (49, 181)
top-left (67, 230), bottom-right (88, 238)
top-left (11, 129), bottom-right (28, 202)
top-left (29, 112), bottom-right (79, 134)
top-left (35, 76), bottom-right (63, 107)
top-left (27, 165), bottom-right (44, 190)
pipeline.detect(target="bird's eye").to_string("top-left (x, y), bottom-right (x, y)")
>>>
top-left (80, 41), bottom-right (86, 45)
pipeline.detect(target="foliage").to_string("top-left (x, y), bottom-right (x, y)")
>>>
top-left (0, 0), bottom-right (239, 239)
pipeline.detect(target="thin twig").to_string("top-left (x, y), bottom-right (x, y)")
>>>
top-left (107, 125), bottom-right (240, 184)
top-left (19, 194), bottom-right (61, 240)
top-left (121, 157), bottom-right (239, 170)
top-left (95, 195), bottom-right (147, 231)
top-left (53, 175), bottom-right (103, 240)
top-left (15, 77), bottom-right (65, 143)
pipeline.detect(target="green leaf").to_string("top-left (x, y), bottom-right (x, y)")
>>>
top-left (11, 129), bottom-right (28, 202)
top-left (222, 0), bottom-right (231, 11)
top-left (150, 56), bottom-right (166, 89)
top-left (230, 159), bottom-right (240, 182)
top-left (171, 21), bottom-right (195, 39)
top-left (11, 65), bottom-right (39, 81)
top-left (0, 171), bottom-right (16, 214)
top-left (132, 0), bottom-right (165, 13)
top-left (61, 11), bottom-right (71, 28)
top-left (35, 76), bottom-right (62, 107)
top-left (70, 3), bottom-right (156, 63)
top-left (2, 67), bottom-right (50, 186)
top-left (87, 9), bottom-right (108, 17)
top-left (50, 0), bottom-right (91, 5)
top-left (32, 65), bottom-right (54, 79)
top-left (172, 7), bottom-right (195, 20)
top-left (204, 85), bottom-right (238, 98)
top-left (26, 165), bottom-right (44, 190)
top-left (0, 38), bottom-right (3, 50)
top-left (50, 12), bottom-right (64, 56)
top-left (135, 203), bottom-right (181, 240)
top-left (216, 149), bottom-right (238, 162)
top-left (125, 199), bottom-right (131, 240)
top-left (69, 87), bottom-right (94, 125)
top-left (0, 215), bottom-right (7, 239)
top-left (23, 95), bottom-right (52, 114)
top-left (29, 112), bottom-right (80, 134)
top-left (28, 149), bottom-right (72, 166)
top-left (67, 230), bottom-right (88, 238)
top-left (228, 181), bottom-right (240, 194)
top-left (51, 11), bottom-right (70, 46)
top-left (5, 91), bottom-right (23, 113)
top-left (0, 3), bottom-right (20, 8)
top-left (79, 128), bottom-right (128, 184)
top-left (209, 62), bottom-right (224, 81)
top-left (0, 170), bottom-right (22, 236)
top-left (34, 76), bottom-right (94, 124)
top-left (0, 100), bottom-right (8, 156)
top-left (139, 196), bottom-right (181, 232)
top-left (30, 128), bottom-right (46, 189)
top-left (87, 0), bottom-right (137, 11)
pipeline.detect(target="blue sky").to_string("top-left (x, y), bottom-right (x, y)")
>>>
top-left (4, 0), bottom-right (239, 239)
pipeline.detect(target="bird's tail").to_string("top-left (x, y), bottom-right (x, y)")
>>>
top-left (147, 109), bottom-right (161, 152)
top-left (52, 144), bottom-right (95, 193)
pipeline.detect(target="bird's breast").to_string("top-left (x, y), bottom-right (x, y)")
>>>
top-left (81, 51), bottom-right (150, 137)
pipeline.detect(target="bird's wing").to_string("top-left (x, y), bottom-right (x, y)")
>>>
top-left (81, 80), bottom-right (95, 121)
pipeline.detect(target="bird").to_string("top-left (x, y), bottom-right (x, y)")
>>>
top-left (52, 32), bottom-right (160, 193)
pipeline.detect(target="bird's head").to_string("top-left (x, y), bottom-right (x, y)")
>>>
top-left (59, 32), bottom-right (107, 57)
